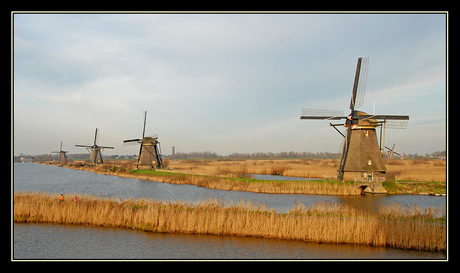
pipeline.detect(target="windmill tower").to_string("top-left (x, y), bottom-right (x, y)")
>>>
top-left (75, 128), bottom-right (114, 164)
top-left (52, 141), bottom-right (68, 164)
top-left (300, 58), bottom-right (409, 181)
top-left (385, 143), bottom-right (401, 159)
top-left (123, 111), bottom-right (163, 169)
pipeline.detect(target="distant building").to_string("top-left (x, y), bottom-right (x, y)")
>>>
top-left (20, 157), bottom-right (33, 163)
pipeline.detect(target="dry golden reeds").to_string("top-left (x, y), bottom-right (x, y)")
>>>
top-left (64, 164), bottom-right (361, 195)
top-left (14, 192), bottom-right (446, 252)
top-left (166, 159), bottom-right (446, 182)
top-left (60, 157), bottom-right (446, 196)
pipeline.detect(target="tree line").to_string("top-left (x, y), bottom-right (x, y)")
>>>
top-left (14, 150), bottom-right (446, 162)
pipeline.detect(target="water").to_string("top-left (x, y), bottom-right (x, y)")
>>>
top-left (13, 163), bottom-right (447, 260)
top-left (13, 163), bottom-right (446, 213)
top-left (13, 223), bottom-right (445, 260)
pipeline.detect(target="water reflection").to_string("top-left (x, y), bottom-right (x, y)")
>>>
top-left (13, 164), bottom-right (447, 260)
top-left (14, 223), bottom-right (446, 260)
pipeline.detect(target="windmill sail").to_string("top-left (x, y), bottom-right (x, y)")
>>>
top-left (75, 128), bottom-right (114, 164)
top-left (300, 109), bottom-right (344, 120)
top-left (123, 111), bottom-right (164, 169)
top-left (300, 57), bottom-right (409, 183)
top-left (52, 141), bottom-right (68, 163)
top-left (350, 57), bottom-right (368, 111)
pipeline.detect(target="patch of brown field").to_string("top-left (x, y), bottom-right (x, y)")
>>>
top-left (167, 159), bottom-right (339, 179)
top-left (63, 162), bottom-right (361, 195)
top-left (77, 168), bottom-right (361, 195)
top-left (166, 158), bottom-right (446, 182)
top-left (14, 192), bottom-right (446, 252)
top-left (384, 159), bottom-right (446, 182)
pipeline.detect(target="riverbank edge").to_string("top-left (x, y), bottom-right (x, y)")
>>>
top-left (52, 163), bottom-right (363, 196)
top-left (43, 163), bottom-right (445, 196)
top-left (13, 192), bottom-right (446, 253)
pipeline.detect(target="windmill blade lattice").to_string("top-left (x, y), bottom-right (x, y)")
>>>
top-left (300, 57), bottom-right (409, 182)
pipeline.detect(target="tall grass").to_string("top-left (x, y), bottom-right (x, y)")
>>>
top-left (14, 192), bottom-right (446, 252)
top-left (58, 158), bottom-right (446, 195)
top-left (64, 164), bottom-right (361, 195)
top-left (166, 159), bottom-right (446, 182)
top-left (268, 164), bottom-right (291, 175)
top-left (46, 158), bottom-right (447, 182)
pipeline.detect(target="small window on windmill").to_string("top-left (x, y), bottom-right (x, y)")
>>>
top-left (365, 130), bottom-right (369, 137)
top-left (368, 160), bottom-right (372, 165)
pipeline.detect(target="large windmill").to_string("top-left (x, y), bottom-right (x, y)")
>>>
top-left (75, 128), bottom-right (114, 165)
top-left (300, 57), bottom-right (409, 181)
top-left (123, 111), bottom-right (164, 169)
top-left (52, 141), bottom-right (68, 164)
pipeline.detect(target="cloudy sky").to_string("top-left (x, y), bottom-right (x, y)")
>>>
top-left (13, 12), bottom-right (447, 156)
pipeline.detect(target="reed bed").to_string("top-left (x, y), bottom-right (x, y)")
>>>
top-left (134, 173), bottom-right (361, 195)
top-left (165, 158), bottom-right (446, 182)
top-left (65, 164), bottom-right (362, 195)
top-left (14, 192), bottom-right (446, 252)
top-left (60, 158), bottom-right (446, 195)
top-left (50, 158), bottom-right (447, 182)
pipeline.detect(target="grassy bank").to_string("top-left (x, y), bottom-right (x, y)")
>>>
top-left (164, 158), bottom-right (446, 182)
top-left (43, 157), bottom-right (446, 195)
top-left (62, 164), bottom-right (362, 195)
top-left (14, 192), bottom-right (446, 252)
top-left (383, 181), bottom-right (446, 195)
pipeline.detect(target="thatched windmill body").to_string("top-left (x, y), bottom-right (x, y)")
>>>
top-left (75, 128), bottom-right (114, 164)
top-left (300, 58), bottom-right (409, 181)
top-left (52, 141), bottom-right (68, 164)
top-left (124, 111), bottom-right (163, 169)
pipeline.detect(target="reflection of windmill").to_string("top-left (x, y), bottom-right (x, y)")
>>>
top-left (52, 141), bottom-right (68, 164)
top-left (300, 57), bottom-right (409, 181)
top-left (385, 143), bottom-right (401, 159)
top-left (75, 128), bottom-right (114, 164)
top-left (123, 111), bottom-right (163, 169)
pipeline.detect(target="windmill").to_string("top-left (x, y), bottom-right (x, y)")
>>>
top-left (300, 57), bottom-right (409, 181)
top-left (385, 143), bottom-right (401, 159)
top-left (75, 128), bottom-right (114, 165)
top-left (52, 141), bottom-right (68, 164)
top-left (123, 111), bottom-right (164, 169)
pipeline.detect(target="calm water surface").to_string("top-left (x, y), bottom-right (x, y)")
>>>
top-left (13, 163), bottom-right (446, 213)
top-left (13, 163), bottom-right (447, 260)
top-left (13, 223), bottom-right (446, 260)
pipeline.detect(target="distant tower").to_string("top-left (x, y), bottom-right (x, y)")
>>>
top-left (172, 146), bottom-right (175, 155)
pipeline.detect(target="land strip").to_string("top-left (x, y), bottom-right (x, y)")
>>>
top-left (44, 158), bottom-right (445, 195)
top-left (60, 164), bottom-right (362, 195)
top-left (13, 192), bottom-right (446, 252)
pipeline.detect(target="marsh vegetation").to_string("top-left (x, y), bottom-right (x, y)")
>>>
top-left (50, 158), bottom-right (446, 195)
top-left (14, 192), bottom-right (446, 252)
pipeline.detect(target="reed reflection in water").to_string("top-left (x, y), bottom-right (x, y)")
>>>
top-left (13, 223), bottom-right (446, 260)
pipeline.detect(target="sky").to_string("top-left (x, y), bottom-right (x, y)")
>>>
top-left (12, 12), bottom-right (447, 157)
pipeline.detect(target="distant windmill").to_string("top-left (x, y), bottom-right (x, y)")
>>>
top-left (123, 111), bottom-right (164, 169)
top-left (52, 141), bottom-right (68, 164)
top-left (385, 143), bottom-right (401, 159)
top-left (75, 128), bottom-right (114, 164)
top-left (300, 57), bottom-right (409, 181)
